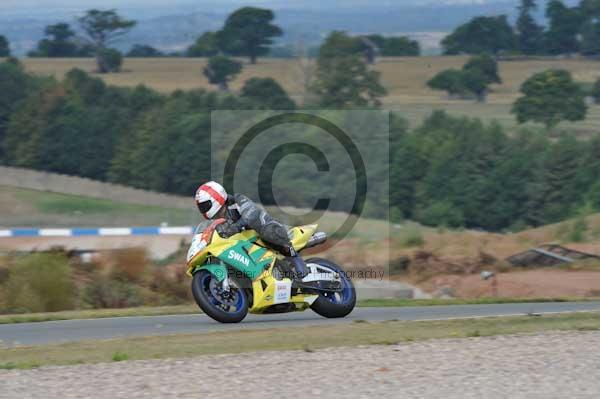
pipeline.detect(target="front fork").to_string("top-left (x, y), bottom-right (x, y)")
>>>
top-left (221, 276), bottom-right (231, 292)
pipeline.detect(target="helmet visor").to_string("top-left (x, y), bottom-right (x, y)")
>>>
top-left (196, 200), bottom-right (212, 214)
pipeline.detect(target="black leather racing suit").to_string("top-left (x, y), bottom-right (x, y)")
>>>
top-left (215, 194), bottom-right (307, 279)
top-left (216, 194), bottom-right (290, 249)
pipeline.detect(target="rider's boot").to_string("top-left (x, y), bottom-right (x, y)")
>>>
top-left (285, 247), bottom-right (317, 289)
top-left (288, 255), bottom-right (308, 280)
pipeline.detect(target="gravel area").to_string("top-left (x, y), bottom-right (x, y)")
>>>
top-left (2, 331), bottom-right (599, 398)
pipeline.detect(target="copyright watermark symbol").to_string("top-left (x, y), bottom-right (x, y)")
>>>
top-left (211, 110), bottom-right (389, 266)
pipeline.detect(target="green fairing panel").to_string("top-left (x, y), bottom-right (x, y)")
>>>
top-left (193, 263), bottom-right (228, 282)
top-left (217, 240), bottom-right (274, 280)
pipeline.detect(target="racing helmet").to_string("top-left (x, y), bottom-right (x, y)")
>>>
top-left (195, 181), bottom-right (227, 219)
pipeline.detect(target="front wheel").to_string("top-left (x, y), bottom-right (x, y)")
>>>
top-left (191, 269), bottom-right (249, 323)
top-left (306, 258), bottom-right (356, 318)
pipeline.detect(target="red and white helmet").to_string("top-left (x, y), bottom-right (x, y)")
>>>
top-left (195, 181), bottom-right (228, 219)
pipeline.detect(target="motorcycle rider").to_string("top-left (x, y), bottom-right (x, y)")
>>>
top-left (195, 181), bottom-right (309, 284)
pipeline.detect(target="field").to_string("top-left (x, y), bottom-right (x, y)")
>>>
top-left (21, 56), bottom-right (600, 136)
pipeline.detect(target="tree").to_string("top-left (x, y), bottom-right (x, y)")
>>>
top-left (78, 9), bottom-right (136, 73)
top-left (516, 0), bottom-right (545, 55)
top-left (363, 34), bottom-right (386, 50)
top-left (203, 56), bottom-right (242, 91)
top-left (534, 135), bottom-right (582, 223)
top-left (578, 0), bottom-right (600, 55)
top-left (428, 55), bottom-right (500, 102)
top-left (512, 69), bottom-right (586, 129)
top-left (0, 35), bottom-right (10, 57)
top-left (381, 37), bottom-right (420, 56)
top-left (318, 31), bottom-right (363, 59)
top-left (427, 69), bottom-right (467, 98)
top-left (217, 7), bottom-right (282, 64)
top-left (28, 23), bottom-right (84, 57)
top-left (0, 59), bottom-right (34, 161)
top-left (96, 48), bottom-right (123, 72)
top-left (187, 32), bottom-right (219, 57)
top-left (464, 55), bottom-right (502, 85)
top-left (442, 15), bottom-right (516, 55)
top-left (240, 77), bottom-right (295, 109)
top-left (42, 23), bottom-right (75, 56)
top-left (580, 20), bottom-right (600, 56)
top-left (461, 68), bottom-right (490, 102)
top-left (312, 32), bottom-right (386, 107)
top-left (544, 1), bottom-right (582, 55)
top-left (127, 44), bottom-right (163, 57)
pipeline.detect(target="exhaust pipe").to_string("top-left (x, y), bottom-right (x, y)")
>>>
top-left (305, 232), bottom-right (327, 249)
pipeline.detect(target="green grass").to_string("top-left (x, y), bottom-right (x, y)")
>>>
top-left (1, 298), bottom-right (595, 324)
top-left (1, 186), bottom-right (194, 227)
top-left (0, 361), bottom-right (41, 370)
top-left (111, 352), bottom-right (129, 362)
top-left (0, 305), bottom-right (199, 324)
top-left (1, 312), bottom-right (598, 368)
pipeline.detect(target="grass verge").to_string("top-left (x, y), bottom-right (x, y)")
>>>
top-left (0, 305), bottom-right (199, 324)
top-left (1, 298), bottom-right (597, 324)
top-left (1, 312), bottom-right (599, 369)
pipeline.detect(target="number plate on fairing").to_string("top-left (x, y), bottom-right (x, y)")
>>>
top-left (273, 280), bottom-right (292, 304)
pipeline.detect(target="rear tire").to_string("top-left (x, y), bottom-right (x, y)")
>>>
top-left (192, 270), bottom-right (248, 323)
top-left (306, 258), bottom-right (356, 318)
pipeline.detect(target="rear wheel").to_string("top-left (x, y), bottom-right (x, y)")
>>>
top-left (306, 258), bottom-right (356, 318)
top-left (191, 269), bottom-right (248, 323)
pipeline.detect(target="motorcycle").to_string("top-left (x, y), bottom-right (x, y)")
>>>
top-left (186, 219), bottom-right (356, 323)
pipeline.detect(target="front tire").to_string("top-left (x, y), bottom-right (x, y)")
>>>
top-left (307, 258), bottom-right (356, 318)
top-left (192, 270), bottom-right (249, 323)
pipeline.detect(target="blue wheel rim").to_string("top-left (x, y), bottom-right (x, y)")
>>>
top-left (200, 272), bottom-right (245, 315)
top-left (323, 271), bottom-right (352, 305)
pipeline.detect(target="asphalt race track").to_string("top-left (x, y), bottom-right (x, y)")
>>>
top-left (2, 302), bottom-right (600, 347)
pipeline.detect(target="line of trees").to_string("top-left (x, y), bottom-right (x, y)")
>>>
top-left (2, 57), bottom-right (599, 231)
top-left (390, 111), bottom-right (600, 231)
top-left (443, 0), bottom-right (600, 56)
top-left (0, 59), bottom-right (294, 195)
top-left (1, 6), bottom-right (419, 64)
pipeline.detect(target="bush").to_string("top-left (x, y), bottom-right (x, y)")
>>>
top-left (83, 275), bottom-right (142, 308)
top-left (427, 69), bottom-right (466, 97)
top-left (568, 217), bottom-right (588, 243)
top-left (3, 253), bottom-right (76, 313)
top-left (240, 77), bottom-right (296, 109)
top-left (149, 266), bottom-right (191, 304)
top-left (389, 256), bottom-right (411, 275)
top-left (97, 48), bottom-right (123, 73)
top-left (418, 201), bottom-right (464, 228)
top-left (110, 248), bottom-right (149, 283)
top-left (401, 227), bottom-right (425, 248)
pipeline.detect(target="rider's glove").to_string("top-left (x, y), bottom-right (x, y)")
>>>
top-left (216, 221), bottom-right (243, 238)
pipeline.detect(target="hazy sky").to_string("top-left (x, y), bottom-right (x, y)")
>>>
top-left (0, 0), bottom-right (496, 9)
